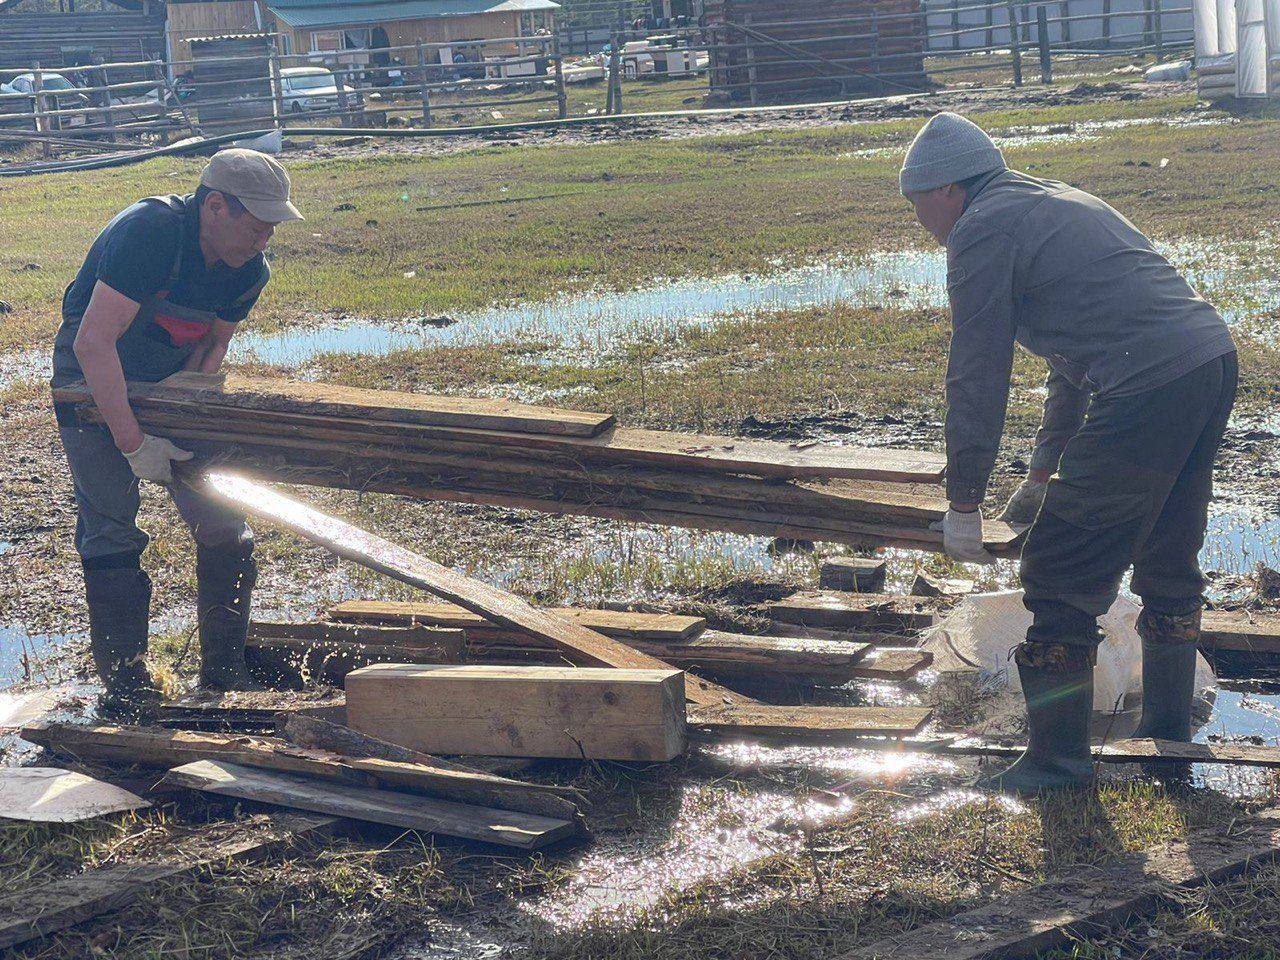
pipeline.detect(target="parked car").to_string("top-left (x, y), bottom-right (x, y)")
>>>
top-left (0, 72), bottom-right (92, 130)
top-left (279, 66), bottom-right (341, 114)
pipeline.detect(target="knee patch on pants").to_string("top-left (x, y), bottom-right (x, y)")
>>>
top-left (1014, 641), bottom-right (1097, 672)
top-left (1136, 607), bottom-right (1201, 645)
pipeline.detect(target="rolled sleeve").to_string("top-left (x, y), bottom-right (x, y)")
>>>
top-left (943, 219), bottom-right (1018, 504)
top-left (1029, 367), bottom-right (1089, 473)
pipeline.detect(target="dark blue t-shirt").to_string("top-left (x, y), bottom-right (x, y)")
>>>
top-left (52, 194), bottom-right (269, 387)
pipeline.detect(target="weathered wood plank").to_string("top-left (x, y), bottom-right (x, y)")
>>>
top-left (328, 600), bottom-right (706, 643)
top-left (840, 808), bottom-right (1280, 960)
top-left (939, 736), bottom-right (1280, 769)
top-left (769, 591), bottom-right (937, 632)
top-left (1201, 610), bottom-right (1280, 655)
top-left (690, 704), bottom-right (932, 743)
top-left (346, 664), bottom-right (688, 761)
top-left (250, 620), bottom-right (466, 654)
top-left (852, 648), bottom-right (933, 681)
top-left (21, 722), bottom-right (582, 822)
top-left (0, 813), bottom-right (336, 950)
top-left (165, 760), bottom-right (577, 850)
top-left (54, 375), bottom-right (616, 438)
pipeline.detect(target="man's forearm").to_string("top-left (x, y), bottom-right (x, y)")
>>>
top-left (75, 340), bottom-right (143, 453)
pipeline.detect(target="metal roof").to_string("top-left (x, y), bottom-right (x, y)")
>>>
top-left (268, 0), bottom-right (560, 29)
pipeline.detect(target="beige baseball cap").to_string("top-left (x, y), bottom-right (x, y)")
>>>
top-left (199, 148), bottom-right (303, 223)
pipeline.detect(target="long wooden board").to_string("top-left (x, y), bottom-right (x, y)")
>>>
top-left (1201, 610), bottom-right (1280, 655)
top-left (328, 600), bottom-right (706, 643)
top-left (21, 722), bottom-right (582, 822)
top-left (250, 620), bottom-right (466, 654)
top-left (840, 808), bottom-right (1280, 960)
top-left (690, 704), bottom-right (933, 743)
top-left (56, 374), bottom-right (615, 438)
top-left (937, 735), bottom-right (1280, 769)
top-left (203, 475), bottom-right (932, 739)
top-left (165, 759), bottom-right (577, 850)
top-left (769, 591), bottom-right (938, 632)
top-left (0, 813), bottom-right (335, 950)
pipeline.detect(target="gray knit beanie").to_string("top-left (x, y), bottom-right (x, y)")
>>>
top-left (899, 112), bottom-right (1006, 196)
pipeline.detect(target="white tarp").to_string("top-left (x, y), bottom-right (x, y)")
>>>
top-left (924, 590), bottom-right (1216, 715)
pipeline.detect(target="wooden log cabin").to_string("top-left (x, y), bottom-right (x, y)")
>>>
top-left (704, 0), bottom-right (928, 102)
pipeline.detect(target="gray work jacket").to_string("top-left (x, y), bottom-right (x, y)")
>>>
top-left (942, 169), bottom-right (1234, 503)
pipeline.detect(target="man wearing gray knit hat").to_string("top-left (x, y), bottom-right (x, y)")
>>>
top-left (901, 112), bottom-right (1236, 795)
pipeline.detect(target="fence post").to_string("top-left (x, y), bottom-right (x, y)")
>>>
top-left (95, 58), bottom-right (117, 144)
top-left (1152, 0), bottom-right (1164, 60)
top-left (1142, 0), bottom-right (1154, 50)
top-left (1036, 6), bottom-right (1053, 82)
top-left (743, 14), bottom-right (759, 105)
top-left (1006, 0), bottom-right (1023, 86)
top-left (268, 43), bottom-right (284, 130)
top-left (605, 30), bottom-right (616, 113)
top-left (1060, 0), bottom-right (1070, 44)
top-left (985, 0), bottom-right (996, 47)
top-left (552, 33), bottom-right (568, 118)
top-left (608, 30), bottom-right (622, 113)
top-left (950, 0), bottom-right (961, 50)
top-left (31, 64), bottom-right (50, 157)
top-left (416, 42), bottom-right (432, 126)
top-left (1101, 0), bottom-right (1112, 46)
top-left (334, 67), bottom-right (352, 124)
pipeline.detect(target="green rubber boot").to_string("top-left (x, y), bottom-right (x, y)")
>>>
top-left (978, 644), bottom-right (1095, 796)
top-left (1132, 608), bottom-right (1201, 743)
top-left (85, 566), bottom-right (163, 723)
top-left (196, 543), bottom-right (262, 692)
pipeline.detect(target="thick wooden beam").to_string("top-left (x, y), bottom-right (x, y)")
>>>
top-left (346, 664), bottom-right (688, 761)
top-left (164, 759), bottom-right (577, 850)
top-left (840, 808), bottom-right (1280, 960)
top-left (0, 813), bottom-right (336, 950)
top-left (819, 557), bottom-right (887, 593)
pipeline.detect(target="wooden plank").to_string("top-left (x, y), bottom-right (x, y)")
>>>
top-left (769, 591), bottom-right (937, 632)
top-left (247, 636), bottom-right (461, 684)
top-left (346, 664), bottom-right (688, 761)
top-left (852, 648), bottom-right (933, 681)
top-left (936, 736), bottom-right (1280, 769)
top-left (165, 759), bottom-right (577, 850)
top-left (689, 704), bottom-right (932, 743)
top-left (21, 722), bottom-right (582, 823)
top-left (205, 475), bottom-right (933, 738)
top-left (327, 601), bottom-right (705, 643)
top-left (54, 375), bottom-right (615, 438)
top-left (250, 620), bottom-right (466, 654)
top-left (839, 808), bottom-right (1280, 960)
top-left (1201, 610), bottom-right (1280, 655)
top-left (0, 812), bottom-right (335, 950)
top-left (156, 689), bottom-right (347, 729)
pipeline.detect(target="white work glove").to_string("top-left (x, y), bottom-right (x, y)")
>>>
top-left (929, 508), bottom-right (995, 565)
top-left (122, 434), bottom-right (193, 486)
top-left (998, 478), bottom-right (1048, 527)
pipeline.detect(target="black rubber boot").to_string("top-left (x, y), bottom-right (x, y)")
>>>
top-left (196, 541), bottom-right (261, 691)
top-left (84, 566), bottom-right (163, 723)
top-left (1133, 608), bottom-right (1201, 743)
top-left (978, 643), bottom-right (1096, 796)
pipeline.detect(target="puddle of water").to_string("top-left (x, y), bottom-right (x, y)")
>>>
top-left (0, 623), bottom-right (69, 687)
top-left (231, 251), bottom-right (946, 369)
top-left (893, 788), bottom-right (1027, 822)
top-left (1203, 509), bottom-right (1280, 579)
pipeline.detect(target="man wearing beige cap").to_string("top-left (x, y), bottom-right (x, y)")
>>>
top-left (50, 149), bottom-right (302, 720)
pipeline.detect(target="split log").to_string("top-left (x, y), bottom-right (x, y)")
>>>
top-left (840, 807), bottom-right (1280, 960)
top-left (164, 759), bottom-right (577, 850)
top-left (0, 813), bottom-right (336, 951)
top-left (21, 722), bottom-right (582, 822)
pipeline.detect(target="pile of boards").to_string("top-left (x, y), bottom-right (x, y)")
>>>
top-left (51, 373), bottom-right (1022, 554)
top-left (246, 598), bottom-right (936, 690)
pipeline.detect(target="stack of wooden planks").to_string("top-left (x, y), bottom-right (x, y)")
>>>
top-left (245, 601), bottom-right (933, 687)
top-left (52, 374), bottom-right (1022, 555)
